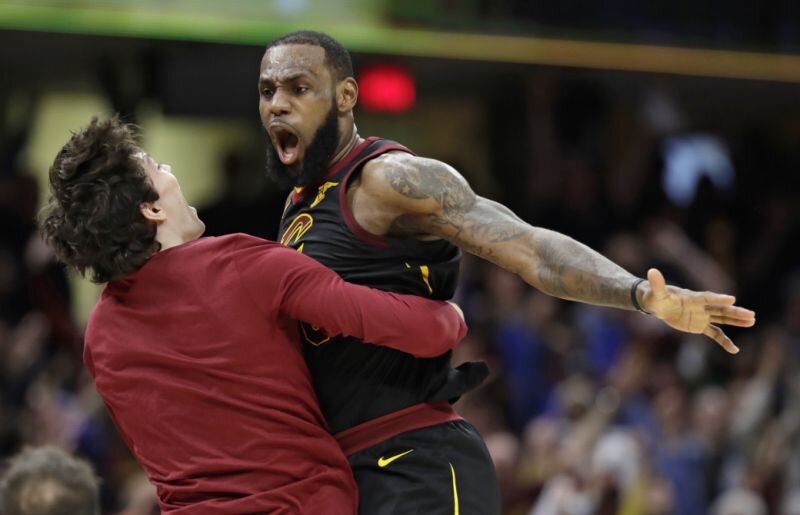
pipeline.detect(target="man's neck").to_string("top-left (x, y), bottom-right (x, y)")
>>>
top-left (329, 123), bottom-right (362, 167)
top-left (156, 230), bottom-right (192, 252)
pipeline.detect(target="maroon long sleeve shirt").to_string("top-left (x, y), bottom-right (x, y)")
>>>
top-left (84, 234), bottom-right (466, 514)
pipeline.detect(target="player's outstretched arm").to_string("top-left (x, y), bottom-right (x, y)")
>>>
top-left (236, 242), bottom-right (466, 357)
top-left (358, 153), bottom-right (755, 353)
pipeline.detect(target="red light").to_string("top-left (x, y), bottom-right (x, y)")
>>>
top-left (358, 64), bottom-right (416, 113)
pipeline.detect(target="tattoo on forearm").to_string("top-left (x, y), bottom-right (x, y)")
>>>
top-left (533, 232), bottom-right (637, 308)
top-left (384, 156), bottom-right (638, 309)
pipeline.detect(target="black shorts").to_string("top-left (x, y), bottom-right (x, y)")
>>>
top-left (348, 420), bottom-right (501, 515)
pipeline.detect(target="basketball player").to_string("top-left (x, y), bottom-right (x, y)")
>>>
top-left (259, 31), bottom-right (756, 514)
top-left (39, 117), bottom-right (468, 514)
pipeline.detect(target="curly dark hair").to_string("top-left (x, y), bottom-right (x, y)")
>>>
top-left (39, 116), bottom-right (161, 283)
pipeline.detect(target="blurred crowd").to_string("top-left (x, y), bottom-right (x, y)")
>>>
top-left (451, 74), bottom-right (800, 515)
top-left (0, 169), bottom-right (159, 512)
top-left (0, 71), bottom-right (798, 515)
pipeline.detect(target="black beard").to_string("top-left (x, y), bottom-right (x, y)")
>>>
top-left (265, 106), bottom-right (339, 190)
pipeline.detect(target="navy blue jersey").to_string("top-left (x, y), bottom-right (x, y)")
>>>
top-left (278, 137), bottom-right (486, 434)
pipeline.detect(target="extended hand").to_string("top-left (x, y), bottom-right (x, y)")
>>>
top-left (640, 268), bottom-right (756, 354)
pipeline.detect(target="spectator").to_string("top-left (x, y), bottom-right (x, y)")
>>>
top-left (0, 446), bottom-right (100, 515)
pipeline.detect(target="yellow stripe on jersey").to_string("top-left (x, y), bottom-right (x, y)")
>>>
top-left (419, 265), bottom-right (433, 295)
top-left (450, 463), bottom-right (460, 515)
top-left (404, 262), bottom-right (433, 294)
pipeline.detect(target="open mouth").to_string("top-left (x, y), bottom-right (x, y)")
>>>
top-left (269, 125), bottom-right (300, 166)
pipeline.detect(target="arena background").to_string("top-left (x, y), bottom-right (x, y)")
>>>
top-left (0, 1), bottom-right (799, 513)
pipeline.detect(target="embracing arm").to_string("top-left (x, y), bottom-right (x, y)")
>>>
top-left (236, 242), bottom-right (466, 357)
top-left (357, 153), bottom-right (755, 351)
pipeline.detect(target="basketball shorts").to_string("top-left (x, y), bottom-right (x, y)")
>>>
top-left (348, 420), bottom-right (501, 515)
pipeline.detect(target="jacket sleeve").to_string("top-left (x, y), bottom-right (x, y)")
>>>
top-left (235, 239), bottom-right (466, 357)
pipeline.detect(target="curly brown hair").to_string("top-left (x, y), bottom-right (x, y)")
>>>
top-left (39, 116), bottom-right (161, 283)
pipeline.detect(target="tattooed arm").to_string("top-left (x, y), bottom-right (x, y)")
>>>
top-left (358, 152), bottom-right (638, 307)
top-left (353, 152), bottom-right (755, 351)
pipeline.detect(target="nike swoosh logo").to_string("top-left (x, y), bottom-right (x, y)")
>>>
top-left (377, 449), bottom-right (414, 468)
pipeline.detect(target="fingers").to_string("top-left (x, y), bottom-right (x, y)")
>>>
top-left (703, 324), bottom-right (739, 354)
top-left (704, 305), bottom-right (754, 316)
top-left (702, 292), bottom-right (736, 305)
top-left (705, 305), bottom-right (756, 327)
top-left (647, 268), bottom-right (667, 298)
top-left (710, 316), bottom-right (756, 327)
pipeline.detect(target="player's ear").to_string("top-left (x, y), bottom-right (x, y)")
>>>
top-left (140, 201), bottom-right (166, 224)
top-left (336, 77), bottom-right (358, 113)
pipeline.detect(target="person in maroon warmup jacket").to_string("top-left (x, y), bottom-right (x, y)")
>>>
top-left (39, 117), bottom-right (467, 514)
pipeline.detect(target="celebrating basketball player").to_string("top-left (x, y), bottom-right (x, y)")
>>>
top-left (260, 31), bottom-right (756, 514)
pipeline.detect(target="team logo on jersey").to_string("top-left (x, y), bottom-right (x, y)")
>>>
top-left (280, 213), bottom-right (314, 248)
top-left (310, 181), bottom-right (340, 208)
